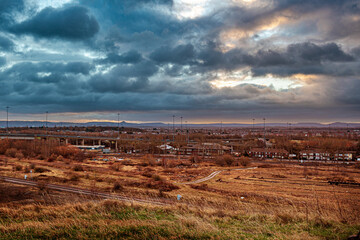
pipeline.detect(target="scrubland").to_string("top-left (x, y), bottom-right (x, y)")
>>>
top-left (0, 140), bottom-right (359, 239)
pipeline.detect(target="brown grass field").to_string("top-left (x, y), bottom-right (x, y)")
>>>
top-left (0, 154), bottom-right (360, 239)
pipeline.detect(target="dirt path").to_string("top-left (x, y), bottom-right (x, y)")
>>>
top-left (181, 167), bottom-right (258, 184)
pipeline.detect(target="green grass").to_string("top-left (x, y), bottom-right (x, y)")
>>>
top-left (0, 200), bottom-right (358, 240)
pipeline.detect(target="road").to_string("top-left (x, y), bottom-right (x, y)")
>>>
top-left (182, 167), bottom-right (257, 184)
top-left (0, 175), bottom-right (170, 206)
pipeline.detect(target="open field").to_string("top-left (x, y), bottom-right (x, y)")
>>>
top-left (1, 152), bottom-right (360, 239)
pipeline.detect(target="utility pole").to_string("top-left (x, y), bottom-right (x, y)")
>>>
top-left (45, 111), bottom-right (49, 158)
top-left (45, 111), bottom-right (48, 135)
top-left (6, 106), bottom-right (9, 134)
top-left (252, 118), bottom-right (255, 134)
top-left (263, 118), bottom-right (266, 150)
top-left (117, 113), bottom-right (120, 138)
top-left (185, 120), bottom-right (189, 144)
top-left (172, 115), bottom-right (175, 143)
top-left (180, 116), bottom-right (183, 132)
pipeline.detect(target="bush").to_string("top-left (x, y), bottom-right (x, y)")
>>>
top-left (215, 157), bottom-right (226, 167)
top-left (215, 154), bottom-right (235, 166)
top-left (151, 174), bottom-right (162, 181)
top-left (109, 163), bottom-right (122, 171)
top-left (113, 181), bottom-right (124, 191)
top-left (73, 164), bottom-right (84, 172)
top-left (69, 174), bottom-right (80, 182)
top-left (72, 151), bottom-right (86, 162)
top-left (237, 156), bottom-right (251, 167)
top-left (5, 148), bottom-right (17, 158)
top-left (355, 163), bottom-right (360, 169)
top-left (56, 155), bottom-right (64, 162)
top-left (47, 153), bottom-right (58, 162)
top-left (143, 154), bottom-right (156, 166)
top-left (15, 151), bottom-right (24, 160)
top-left (34, 167), bottom-right (50, 173)
top-left (14, 165), bottom-right (23, 171)
top-left (223, 154), bottom-right (235, 166)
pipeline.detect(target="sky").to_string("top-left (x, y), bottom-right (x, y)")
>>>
top-left (0, 0), bottom-right (360, 124)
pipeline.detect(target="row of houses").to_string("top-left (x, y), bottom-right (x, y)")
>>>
top-left (248, 148), bottom-right (358, 161)
top-left (158, 143), bottom-right (233, 156)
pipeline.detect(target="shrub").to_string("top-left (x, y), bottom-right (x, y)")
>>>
top-left (143, 154), bottom-right (156, 166)
top-left (109, 163), bottom-right (122, 171)
top-left (15, 151), bottom-right (24, 160)
top-left (47, 153), bottom-right (58, 162)
top-left (69, 174), bottom-right (80, 182)
top-left (355, 163), bottom-right (360, 169)
top-left (73, 164), bottom-right (84, 172)
top-left (14, 165), bottom-right (23, 171)
top-left (215, 157), bottom-right (226, 167)
top-left (223, 154), bottom-right (235, 166)
top-left (34, 167), bottom-right (50, 173)
top-left (5, 148), bottom-right (17, 158)
top-left (151, 174), bottom-right (162, 181)
top-left (113, 181), bottom-right (124, 191)
top-left (237, 156), bottom-right (251, 167)
top-left (190, 184), bottom-right (209, 191)
top-left (215, 155), bottom-right (235, 166)
top-left (56, 155), bottom-right (64, 162)
top-left (142, 172), bottom-right (153, 178)
top-left (73, 151), bottom-right (86, 162)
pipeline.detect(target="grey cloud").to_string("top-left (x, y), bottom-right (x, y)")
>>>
top-left (194, 42), bottom-right (355, 76)
top-left (97, 50), bottom-right (142, 64)
top-left (352, 46), bottom-right (360, 58)
top-left (150, 44), bottom-right (196, 65)
top-left (1, 0), bottom-right (360, 122)
top-left (7, 62), bottom-right (93, 77)
top-left (287, 42), bottom-right (354, 63)
top-left (0, 35), bottom-right (14, 51)
top-left (0, 57), bottom-right (6, 66)
top-left (0, 0), bottom-right (24, 27)
top-left (11, 6), bottom-right (99, 40)
top-left (89, 60), bottom-right (158, 93)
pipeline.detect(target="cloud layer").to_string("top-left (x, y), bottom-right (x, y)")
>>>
top-left (0, 0), bottom-right (360, 122)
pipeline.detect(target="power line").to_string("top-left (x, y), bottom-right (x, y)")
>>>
top-left (172, 115), bottom-right (175, 142)
top-left (6, 106), bottom-right (9, 133)
top-left (180, 116), bottom-right (183, 132)
top-left (117, 113), bottom-right (120, 138)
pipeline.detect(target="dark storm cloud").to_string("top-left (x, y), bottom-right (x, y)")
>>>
top-left (11, 6), bottom-right (99, 40)
top-left (321, 78), bottom-right (360, 107)
top-left (352, 47), bottom-right (360, 59)
top-left (0, 0), bottom-right (24, 27)
top-left (97, 50), bottom-right (142, 64)
top-left (191, 41), bottom-right (355, 76)
top-left (0, 57), bottom-right (6, 66)
top-left (88, 60), bottom-right (158, 93)
top-left (6, 62), bottom-right (93, 77)
top-left (1, 0), bottom-right (360, 122)
top-left (0, 35), bottom-right (14, 51)
top-left (286, 42), bottom-right (354, 63)
top-left (150, 44), bottom-right (195, 65)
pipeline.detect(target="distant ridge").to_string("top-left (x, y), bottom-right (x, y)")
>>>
top-left (0, 121), bottom-right (359, 128)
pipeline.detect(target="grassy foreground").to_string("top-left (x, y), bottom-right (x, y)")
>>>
top-left (0, 200), bottom-right (358, 240)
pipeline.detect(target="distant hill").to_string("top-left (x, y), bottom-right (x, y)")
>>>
top-left (1, 121), bottom-right (360, 128)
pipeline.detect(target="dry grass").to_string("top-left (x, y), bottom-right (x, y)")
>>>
top-left (1, 154), bottom-right (360, 239)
